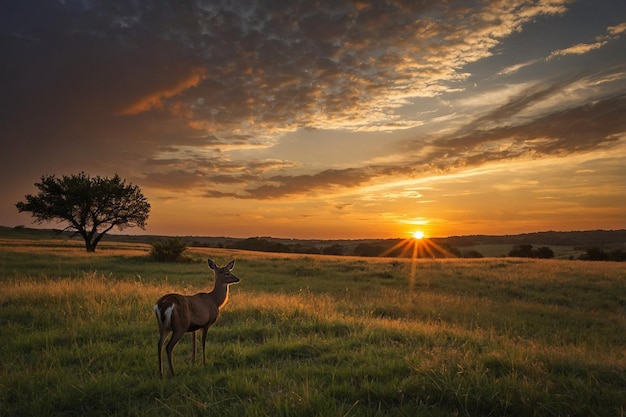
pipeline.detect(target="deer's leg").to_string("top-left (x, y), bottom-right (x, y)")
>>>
top-left (191, 331), bottom-right (196, 364)
top-left (201, 326), bottom-right (209, 366)
top-left (165, 328), bottom-right (185, 377)
top-left (157, 330), bottom-right (169, 378)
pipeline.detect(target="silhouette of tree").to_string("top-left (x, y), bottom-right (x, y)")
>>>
top-left (16, 172), bottom-right (149, 252)
top-left (580, 247), bottom-right (609, 261)
top-left (509, 244), bottom-right (554, 259)
top-left (534, 246), bottom-right (554, 259)
top-left (509, 244), bottom-right (534, 258)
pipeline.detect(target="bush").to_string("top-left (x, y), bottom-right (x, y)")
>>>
top-left (579, 247), bottom-right (626, 262)
top-left (150, 238), bottom-right (188, 262)
top-left (534, 246), bottom-right (555, 259)
top-left (509, 244), bottom-right (554, 259)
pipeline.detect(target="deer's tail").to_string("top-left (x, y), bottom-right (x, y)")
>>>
top-left (154, 300), bottom-right (175, 331)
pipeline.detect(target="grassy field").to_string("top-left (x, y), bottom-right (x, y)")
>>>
top-left (0, 237), bottom-right (624, 416)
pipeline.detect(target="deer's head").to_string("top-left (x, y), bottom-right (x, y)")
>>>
top-left (207, 259), bottom-right (240, 285)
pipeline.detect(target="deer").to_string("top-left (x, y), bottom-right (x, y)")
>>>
top-left (154, 258), bottom-right (240, 377)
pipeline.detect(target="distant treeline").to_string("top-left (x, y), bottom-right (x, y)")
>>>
top-left (445, 230), bottom-right (626, 248)
top-left (190, 237), bottom-right (625, 262)
top-left (189, 237), bottom-right (452, 258)
top-left (4, 226), bottom-right (625, 261)
top-left (194, 237), bottom-right (464, 258)
top-left (505, 244), bottom-right (625, 261)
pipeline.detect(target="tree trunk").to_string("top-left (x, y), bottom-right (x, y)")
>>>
top-left (85, 240), bottom-right (96, 252)
top-left (82, 231), bottom-right (96, 252)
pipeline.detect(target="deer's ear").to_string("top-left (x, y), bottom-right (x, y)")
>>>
top-left (226, 260), bottom-right (235, 270)
top-left (207, 259), bottom-right (217, 270)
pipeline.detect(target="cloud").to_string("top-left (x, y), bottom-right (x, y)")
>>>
top-left (243, 168), bottom-right (374, 200)
top-left (422, 90), bottom-right (626, 169)
top-left (2, 0), bottom-right (624, 220)
top-left (501, 19), bottom-right (626, 75)
top-left (140, 154), bottom-right (298, 190)
top-left (547, 41), bottom-right (607, 59)
top-left (117, 67), bottom-right (207, 115)
top-left (36, 0), bottom-right (569, 139)
top-left (141, 169), bottom-right (208, 189)
top-left (498, 18), bottom-right (626, 75)
top-left (498, 59), bottom-right (543, 76)
top-left (164, 87), bottom-right (624, 201)
top-left (463, 81), bottom-right (575, 130)
top-left (0, 0), bottom-right (577, 154)
top-left (607, 22), bottom-right (626, 36)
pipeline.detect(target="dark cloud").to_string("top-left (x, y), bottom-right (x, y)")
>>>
top-left (243, 167), bottom-right (374, 199)
top-left (202, 189), bottom-right (242, 199)
top-left (139, 169), bottom-right (208, 190)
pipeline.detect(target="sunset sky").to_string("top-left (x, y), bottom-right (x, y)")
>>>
top-left (1, 0), bottom-right (625, 239)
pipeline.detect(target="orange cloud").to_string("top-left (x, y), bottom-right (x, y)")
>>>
top-left (118, 66), bottom-right (206, 116)
top-left (547, 41), bottom-right (607, 59)
top-left (607, 22), bottom-right (626, 36)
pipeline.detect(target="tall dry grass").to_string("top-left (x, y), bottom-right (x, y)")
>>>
top-left (1, 239), bottom-right (625, 416)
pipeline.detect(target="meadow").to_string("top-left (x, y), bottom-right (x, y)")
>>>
top-left (0, 237), bottom-right (624, 416)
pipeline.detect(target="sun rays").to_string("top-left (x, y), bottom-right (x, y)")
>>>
top-left (380, 233), bottom-right (458, 289)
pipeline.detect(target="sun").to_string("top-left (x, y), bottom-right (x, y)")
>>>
top-left (412, 230), bottom-right (425, 240)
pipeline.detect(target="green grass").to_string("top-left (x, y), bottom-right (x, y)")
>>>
top-left (1, 238), bottom-right (625, 416)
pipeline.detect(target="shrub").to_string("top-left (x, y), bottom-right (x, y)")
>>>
top-left (509, 244), bottom-right (554, 259)
top-left (579, 247), bottom-right (626, 262)
top-left (150, 238), bottom-right (188, 262)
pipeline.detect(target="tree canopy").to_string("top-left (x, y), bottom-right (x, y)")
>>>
top-left (16, 172), bottom-right (150, 252)
top-left (508, 244), bottom-right (554, 259)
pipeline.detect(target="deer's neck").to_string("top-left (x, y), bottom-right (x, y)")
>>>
top-left (209, 283), bottom-right (229, 309)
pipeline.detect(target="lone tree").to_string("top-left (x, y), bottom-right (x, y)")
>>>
top-left (16, 172), bottom-right (150, 252)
